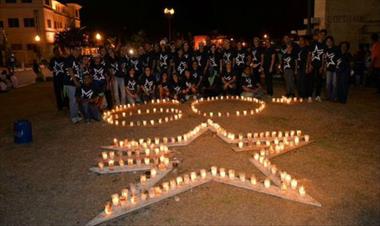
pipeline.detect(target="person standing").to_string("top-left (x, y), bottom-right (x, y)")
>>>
top-left (296, 36), bottom-right (310, 98)
top-left (250, 37), bottom-right (263, 85)
top-left (370, 33), bottom-right (380, 93)
top-left (262, 40), bottom-right (276, 96)
top-left (64, 47), bottom-right (82, 123)
top-left (125, 67), bottom-right (140, 104)
top-left (308, 31), bottom-right (326, 101)
top-left (90, 54), bottom-right (108, 109)
top-left (324, 36), bottom-right (340, 101)
top-left (49, 47), bottom-right (66, 110)
top-left (337, 41), bottom-right (352, 103)
top-left (282, 44), bottom-right (297, 97)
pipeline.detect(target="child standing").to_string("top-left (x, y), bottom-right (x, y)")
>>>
top-left (76, 73), bottom-right (101, 122)
top-left (282, 44), bottom-right (297, 97)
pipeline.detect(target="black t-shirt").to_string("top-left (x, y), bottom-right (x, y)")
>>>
top-left (158, 51), bottom-right (170, 70)
top-left (49, 56), bottom-right (66, 77)
top-left (175, 55), bottom-right (188, 76)
top-left (222, 70), bottom-right (236, 83)
top-left (337, 52), bottom-right (352, 71)
top-left (170, 79), bottom-right (182, 95)
top-left (251, 47), bottom-right (263, 64)
top-left (297, 46), bottom-right (309, 72)
top-left (191, 69), bottom-right (203, 84)
top-left (160, 79), bottom-right (170, 90)
top-left (222, 49), bottom-right (234, 65)
top-left (90, 63), bottom-right (107, 89)
top-left (235, 49), bottom-right (248, 69)
top-left (262, 47), bottom-right (275, 69)
top-left (241, 73), bottom-right (256, 89)
top-left (116, 56), bottom-right (128, 78)
top-left (309, 41), bottom-right (326, 68)
top-left (194, 50), bottom-right (208, 70)
top-left (129, 57), bottom-right (142, 75)
top-left (76, 83), bottom-right (99, 99)
top-left (183, 50), bottom-right (193, 65)
top-left (64, 55), bottom-right (81, 86)
top-left (282, 52), bottom-right (296, 70)
top-left (325, 47), bottom-right (340, 72)
top-left (180, 76), bottom-right (194, 90)
top-left (139, 75), bottom-right (155, 93)
top-left (107, 57), bottom-right (119, 76)
top-left (207, 52), bottom-right (221, 70)
top-left (125, 75), bottom-right (139, 94)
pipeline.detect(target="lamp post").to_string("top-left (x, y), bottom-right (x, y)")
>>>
top-left (164, 8), bottom-right (175, 42)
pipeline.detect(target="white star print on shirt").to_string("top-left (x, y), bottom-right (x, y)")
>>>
top-left (81, 89), bottom-right (94, 99)
top-left (312, 45), bottom-right (324, 61)
top-left (326, 52), bottom-right (336, 68)
top-left (53, 61), bottom-right (64, 75)
top-left (93, 68), bottom-right (105, 81)
top-left (283, 56), bottom-right (292, 69)
top-left (235, 53), bottom-right (245, 66)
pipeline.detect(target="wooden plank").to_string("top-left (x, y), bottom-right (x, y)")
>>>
top-left (213, 177), bottom-right (321, 207)
top-left (89, 165), bottom-right (152, 174)
top-left (268, 141), bottom-right (313, 159)
top-left (249, 158), bottom-right (282, 186)
top-left (231, 140), bottom-right (311, 154)
top-left (86, 177), bottom-right (213, 226)
top-left (137, 166), bottom-right (173, 191)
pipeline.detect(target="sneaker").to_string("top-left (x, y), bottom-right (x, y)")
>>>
top-left (315, 96), bottom-right (322, 102)
top-left (71, 117), bottom-right (80, 124)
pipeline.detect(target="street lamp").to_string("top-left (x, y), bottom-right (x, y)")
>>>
top-left (164, 7), bottom-right (175, 41)
top-left (263, 34), bottom-right (269, 39)
top-left (34, 35), bottom-right (41, 42)
top-left (95, 33), bottom-right (102, 41)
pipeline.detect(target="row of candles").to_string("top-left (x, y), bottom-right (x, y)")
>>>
top-left (112, 122), bottom-right (209, 148)
top-left (252, 152), bottom-right (306, 196)
top-left (109, 107), bottom-right (181, 119)
top-left (191, 95), bottom-right (266, 117)
top-left (102, 145), bottom-right (170, 159)
top-left (103, 166), bottom-right (306, 215)
top-left (104, 112), bottom-right (183, 127)
top-left (272, 96), bottom-right (313, 104)
top-left (237, 135), bottom-right (310, 149)
top-left (97, 155), bottom-right (171, 171)
top-left (104, 99), bottom-right (179, 114)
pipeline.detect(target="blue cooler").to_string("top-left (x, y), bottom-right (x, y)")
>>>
top-left (14, 120), bottom-right (32, 144)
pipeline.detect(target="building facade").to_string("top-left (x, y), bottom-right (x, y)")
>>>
top-left (0, 0), bottom-right (81, 66)
top-left (313, 0), bottom-right (380, 51)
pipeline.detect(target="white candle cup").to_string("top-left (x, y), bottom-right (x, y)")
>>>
top-left (119, 159), bottom-right (125, 166)
top-left (200, 169), bottom-right (207, 179)
top-left (170, 180), bottom-right (176, 190)
top-left (281, 183), bottom-right (288, 191)
top-left (190, 172), bottom-right (197, 181)
top-left (151, 168), bottom-right (157, 178)
top-left (238, 142), bottom-right (244, 149)
top-left (304, 135), bottom-right (310, 142)
top-left (121, 189), bottom-right (129, 199)
top-left (264, 179), bottom-right (271, 188)
top-left (98, 162), bottom-right (104, 170)
top-left (290, 179), bottom-right (298, 189)
top-left (220, 168), bottom-right (226, 178)
top-left (101, 152), bottom-right (108, 160)
top-left (140, 192), bottom-right (148, 201)
top-left (109, 152), bottom-right (115, 159)
top-left (299, 186), bottom-right (306, 196)
top-left (228, 169), bottom-right (235, 180)
top-left (176, 176), bottom-right (183, 185)
top-left (104, 202), bottom-right (112, 215)
top-left (239, 172), bottom-right (246, 182)
top-left (144, 158), bottom-right (150, 165)
top-left (250, 176), bottom-right (257, 185)
top-left (108, 159), bottom-right (115, 170)
top-left (211, 166), bottom-right (217, 176)
top-left (183, 174), bottom-right (190, 184)
top-left (140, 175), bottom-right (147, 183)
top-left (162, 182), bottom-right (170, 192)
top-left (111, 193), bottom-right (120, 206)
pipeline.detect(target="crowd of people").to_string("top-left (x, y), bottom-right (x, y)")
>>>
top-left (48, 30), bottom-right (380, 123)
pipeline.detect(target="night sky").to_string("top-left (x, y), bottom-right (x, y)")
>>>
top-left (66, 0), bottom-right (310, 40)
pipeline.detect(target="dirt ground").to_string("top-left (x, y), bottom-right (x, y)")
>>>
top-left (1, 81), bottom-right (380, 226)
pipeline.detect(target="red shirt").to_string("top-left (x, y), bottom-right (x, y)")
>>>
top-left (371, 41), bottom-right (380, 69)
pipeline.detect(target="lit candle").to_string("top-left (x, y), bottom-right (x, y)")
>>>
top-left (98, 162), bottom-right (104, 170)
top-left (190, 172), bottom-right (197, 181)
top-left (101, 152), bottom-right (108, 160)
top-left (151, 168), bottom-right (157, 177)
top-left (108, 159), bottom-right (114, 170)
top-left (264, 179), bottom-right (271, 188)
top-left (290, 179), bottom-right (298, 189)
top-left (299, 185), bottom-right (306, 196)
top-left (228, 169), bottom-right (235, 180)
top-left (111, 193), bottom-right (120, 206)
top-left (109, 151), bottom-right (115, 159)
top-left (170, 180), bottom-right (176, 190)
top-left (236, 111), bottom-right (240, 116)
top-left (239, 172), bottom-right (246, 182)
top-left (281, 183), bottom-right (288, 191)
top-left (121, 189), bottom-right (128, 199)
top-left (119, 159), bottom-right (125, 166)
top-left (304, 135), bottom-right (310, 142)
top-left (130, 196), bottom-right (137, 205)
top-left (183, 174), bottom-right (190, 184)
top-left (200, 169), bottom-right (207, 179)
top-left (254, 153), bottom-right (260, 160)
top-left (211, 166), bottom-right (217, 176)
top-left (140, 175), bottom-right (147, 183)
top-left (250, 176), bottom-right (257, 185)
top-left (176, 176), bottom-right (183, 185)
top-left (162, 182), bottom-right (170, 192)
top-left (294, 136), bottom-right (300, 145)
top-left (144, 158), bottom-right (150, 165)
top-left (238, 142), bottom-right (244, 149)
top-left (104, 202), bottom-right (112, 215)
top-left (140, 192), bottom-right (147, 201)
top-left (218, 168), bottom-right (225, 178)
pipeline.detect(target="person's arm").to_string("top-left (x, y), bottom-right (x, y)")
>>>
top-left (269, 53), bottom-right (275, 73)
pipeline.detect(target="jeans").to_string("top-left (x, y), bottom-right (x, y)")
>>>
top-left (311, 67), bottom-right (323, 97)
top-left (283, 69), bottom-right (296, 96)
top-left (113, 76), bottom-right (126, 105)
top-left (326, 71), bottom-right (337, 100)
top-left (64, 85), bottom-right (79, 119)
top-left (53, 75), bottom-right (65, 110)
top-left (127, 94), bottom-right (141, 104)
top-left (80, 101), bottom-right (101, 121)
top-left (264, 68), bottom-right (273, 96)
